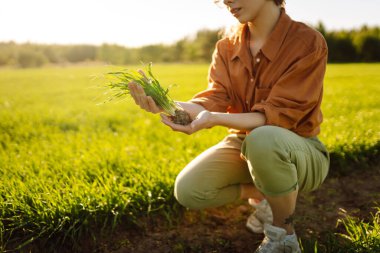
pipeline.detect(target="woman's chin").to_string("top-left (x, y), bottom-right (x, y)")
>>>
top-left (236, 17), bottom-right (248, 24)
top-left (234, 14), bottom-right (249, 24)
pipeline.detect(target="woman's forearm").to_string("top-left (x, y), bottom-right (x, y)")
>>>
top-left (175, 101), bottom-right (205, 119)
top-left (211, 112), bottom-right (267, 131)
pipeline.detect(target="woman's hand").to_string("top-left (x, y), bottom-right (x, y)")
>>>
top-left (128, 78), bottom-right (163, 114)
top-left (160, 110), bottom-right (215, 135)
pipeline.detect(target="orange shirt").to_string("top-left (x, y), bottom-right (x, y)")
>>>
top-left (187, 8), bottom-right (328, 137)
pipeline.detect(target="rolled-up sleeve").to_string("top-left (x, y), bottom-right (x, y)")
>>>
top-left (251, 45), bottom-right (328, 130)
top-left (187, 40), bottom-right (231, 112)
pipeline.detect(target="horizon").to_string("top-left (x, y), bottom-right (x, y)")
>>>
top-left (0, 0), bottom-right (379, 47)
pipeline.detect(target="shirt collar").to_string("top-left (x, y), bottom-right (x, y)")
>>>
top-left (230, 8), bottom-right (292, 62)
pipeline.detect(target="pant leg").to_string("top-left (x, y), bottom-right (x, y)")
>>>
top-left (174, 135), bottom-right (252, 210)
top-left (241, 125), bottom-right (330, 197)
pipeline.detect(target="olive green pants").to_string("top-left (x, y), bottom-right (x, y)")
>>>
top-left (174, 125), bottom-right (330, 210)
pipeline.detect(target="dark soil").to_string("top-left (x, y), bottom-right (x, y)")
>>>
top-left (171, 109), bottom-right (192, 125)
top-left (89, 165), bottom-right (380, 253)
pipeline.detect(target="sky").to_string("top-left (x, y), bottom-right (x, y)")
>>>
top-left (0, 0), bottom-right (379, 47)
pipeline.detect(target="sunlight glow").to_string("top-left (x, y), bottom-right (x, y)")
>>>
top-left (0, 0), bottom-right (379, 47)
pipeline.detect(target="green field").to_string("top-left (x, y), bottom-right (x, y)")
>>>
top-left (0, 63), bottom-right (379, 252)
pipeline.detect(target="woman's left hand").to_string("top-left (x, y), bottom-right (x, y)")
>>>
top-left (160, 110), bottom-right (215, 135)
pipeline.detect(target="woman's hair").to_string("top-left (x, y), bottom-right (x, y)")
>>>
top-left (220, 0), bottom-right (286, 43)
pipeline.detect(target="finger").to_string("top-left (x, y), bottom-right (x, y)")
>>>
top-left (134, 83), bottom-right (146, 96)
top-left (147, 96), bottom-right (161, 113)
top-left (161, 118), bottom-right (190, 134)
top-left (130, 83), bottom-right (146, 109)
top-left (146, 96), bottom-right (156, 113)
top-left (160, 117), bottom-right (176, 131)
top-left (135, 85), bottom-right (150, 110)
top-left (138, 69), bottom-right (149, 82)
top-left (160, 113), bottom-right (173, 122)
top-left (128, 83), bottom-right (140, 105)
top-left (132, 83), bottom-right (144, 106)
top-left (160, 114), bottom-right (192, 134)
top-left (160, 114), bottom-right (175, 128)
top-left (129, 83), bottom-right (141, 103)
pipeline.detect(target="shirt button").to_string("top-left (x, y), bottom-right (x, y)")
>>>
top-left (246, 100), bottom-right (249, 104)
top-left (250, 78), bottom-right (254, 82)
top-left (256, 58), bottom-right (261, 63)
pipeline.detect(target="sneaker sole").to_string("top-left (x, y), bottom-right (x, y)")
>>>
top-left (246, 220), bottom-right (264, 233)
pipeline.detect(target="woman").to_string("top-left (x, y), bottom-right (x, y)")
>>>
top-left (128, 0), bottom-right (330, 252)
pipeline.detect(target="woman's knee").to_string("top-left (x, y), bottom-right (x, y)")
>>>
top-left (241, 126), bottom-right (300, 195)
top-left (174, 145), bottom-right (247, 209)
top-left (174, 173), bottom-right (197, 209)
top-left (242, 125), bottom-right (285, 162)
top-left (174, 169), bottom-right (215, 210)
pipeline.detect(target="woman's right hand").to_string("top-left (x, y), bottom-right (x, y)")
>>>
top-left (128, 82), bottom-right (163, 114)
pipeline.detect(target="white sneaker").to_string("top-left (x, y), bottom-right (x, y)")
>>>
top-left (255, 223), bottom-right (301, 253)
top-left (246, 198), bottom-right (273, 233)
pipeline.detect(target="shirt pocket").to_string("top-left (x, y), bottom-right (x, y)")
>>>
top-left (254, 87), bottom-right (271, 104)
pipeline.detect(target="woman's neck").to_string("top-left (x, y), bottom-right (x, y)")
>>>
top-left (247, 4), bottom-right (281, 42)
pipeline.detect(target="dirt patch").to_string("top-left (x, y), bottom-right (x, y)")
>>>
top-left (72, 166), bottom-right (380, 252)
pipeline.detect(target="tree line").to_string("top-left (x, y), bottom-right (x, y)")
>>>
top-left (0, 23), bottom-right (379, 68)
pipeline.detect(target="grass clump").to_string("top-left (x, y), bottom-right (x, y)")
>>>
top-left (335, 207), bottom-right (380, 252)
top-left (106, 62), bottom-right (192, 125)
top-left (298, 207), bottom-right (380, 253)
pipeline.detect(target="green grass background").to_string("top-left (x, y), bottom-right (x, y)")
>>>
top-left (0, 63), bottom-right (379, 251)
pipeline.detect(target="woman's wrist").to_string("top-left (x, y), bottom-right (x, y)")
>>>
top-left (209, 112), bottom-right (221, 127)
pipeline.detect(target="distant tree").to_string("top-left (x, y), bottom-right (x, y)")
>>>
top-left (123, 48), bottom-right (139, 65)
top-left (192, 29), bottom-right (221, 61)
top-left (97, 44), bottom-right (126, 65)
top-left (17, 49), bottom-right (48, 68)
top-left (0, 42), bottom-right (16, 66)
top-left (316, 21), bottom-right (327, 37)
top-left (64, 45), bottom-right (97, 63)
top-left (139, 44), bottom-right (171, 63)
top-left (353, 26), bottom-right (380, 62)
top-left (1, 23), bottom-right (380, 68)
top-left (359, 35), bottom-right (380, 62)
top-left (173, 39), bottom-right (187, 62)
top-left (325, 32), bottom-right (358, 62)
top-left (41, 45), bottom-right (61, 63)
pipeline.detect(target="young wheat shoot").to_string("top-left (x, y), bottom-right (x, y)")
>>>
top-left (106, 63), bottom-right (192, 125)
